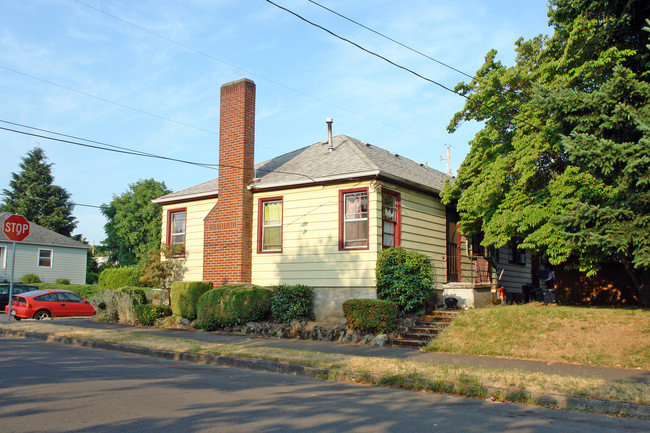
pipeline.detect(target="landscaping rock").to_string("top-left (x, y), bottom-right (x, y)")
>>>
top-left (369, 334), bottom-right (388, 347)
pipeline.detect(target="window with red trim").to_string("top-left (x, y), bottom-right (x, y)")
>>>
top-left (166, 208), bottom-right (186, 256)
top-left (339, 188), bottom-right (369, 250)
top-left (381, 190), bottom-right (400, 248)
top-left (258, 197), bottom-right (283, 253)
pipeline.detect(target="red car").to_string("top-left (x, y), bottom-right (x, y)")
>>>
top-left (5, 289), bottom-right (96, 320)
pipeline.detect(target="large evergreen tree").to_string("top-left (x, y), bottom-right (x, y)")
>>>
top-left (101, 178), bottom-right (171, 266)
top-left (442, 1), bottom-right (650, 302)
top-left (1, 147), bottom-right (77, 236)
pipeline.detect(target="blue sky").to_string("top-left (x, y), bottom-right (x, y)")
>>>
top-left (0, 0), bottom-right (552, 245)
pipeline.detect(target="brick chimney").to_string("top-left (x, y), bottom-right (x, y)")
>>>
top-left (203, 78), bottom-right (256, 285)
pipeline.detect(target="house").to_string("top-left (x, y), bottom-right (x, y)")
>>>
top-left (0, 212), bottom-right (90, 284)
top-left (153, 78), bottom-right (534, 319)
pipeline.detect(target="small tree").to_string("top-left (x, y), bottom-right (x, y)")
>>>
top-left (139, 243), bottom-right (187, 304)
top-left (376, 247), bottom-right (434, 314)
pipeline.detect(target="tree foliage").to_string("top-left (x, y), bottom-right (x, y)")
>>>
top-left (441, 0), bottom-right (650, 301)
top-left (1, 147), bottom-right (77, 236)
top-left (101, 179), bottom-right (170, 265)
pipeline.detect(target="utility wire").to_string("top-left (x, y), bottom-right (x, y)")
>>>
top-left (0, 121), bottom-right (220, 170)
top-left (267, 0), bottom-right (542, 133)
top-left (71, 0), bottom-right (444, 146)
top-left (305, 0), bottom-right (475, 80)
top-left (0, 65), bottom-right (219, 136)
top-left (0, 120), bottom-right (323, 183)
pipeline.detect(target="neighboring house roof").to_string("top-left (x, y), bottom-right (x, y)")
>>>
top-left (153, 134), bottom-right (453, 204)
top-left (0, 212), bottom-right (90, 249)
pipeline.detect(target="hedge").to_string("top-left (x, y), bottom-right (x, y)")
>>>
top-left (196, 283), bottom-right (272, 331)
top-left (36, 283), bottom-right (106, 300)
top-left (342, 299), bottom-right (398, 334)
top-left (271, 284), bottom-right (315, 323)
top-left (171, 281), bottom-right (213, 319)
top-left (98, 266), bottom-right (142, 289)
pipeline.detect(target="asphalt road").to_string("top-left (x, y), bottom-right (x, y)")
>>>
top-left (1, 337), bottom-right (648, 433)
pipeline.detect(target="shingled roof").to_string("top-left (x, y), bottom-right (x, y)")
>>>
top-left (0, 212), bottom-right (89, 249)
top-left (153, 135), bottom-right (452, 204)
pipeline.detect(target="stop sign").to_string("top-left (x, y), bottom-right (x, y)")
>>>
top-left (3, 214), bottom-right (30, 242)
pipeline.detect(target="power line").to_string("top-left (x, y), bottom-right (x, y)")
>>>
top-left (305, 0), bottom-right (475, 80)
top-left (0, 121), bottom-right (219, 170)
top-left (70, 0), bottom-right (446, 147)
top-left (267, 0), bottom-right (542, 134)
top-left (0, 120), bottom-right (323, 183)
top-left (0, 65), bottom-right (220, 136)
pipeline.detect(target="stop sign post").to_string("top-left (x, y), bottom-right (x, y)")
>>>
top-left (3, 214), bottom-right (30, 322)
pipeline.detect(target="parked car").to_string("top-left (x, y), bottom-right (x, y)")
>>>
top-left (4, 289), bottom-right (96, 320)
top-left (0, 284), bottom-right (39, 309)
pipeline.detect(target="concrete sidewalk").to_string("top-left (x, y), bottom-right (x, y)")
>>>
top-left (9, 316), bottom-right (650, 385)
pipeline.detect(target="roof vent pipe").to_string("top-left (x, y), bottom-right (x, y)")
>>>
top-left (326, 118), bottom-right (333, 152)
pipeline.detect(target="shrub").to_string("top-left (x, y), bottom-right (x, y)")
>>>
top-left (342, 299), bottom-right (398, 334)
top-left (98, 266), bottom-right (142, 289)
top-left (118, 286), bottom-right (147, 305)
top-left (86, 272), bottom-right (100, 285)
top-left (271, 284), bottom-right (315, 323)
top-left (376, 247), bottom-right (435, 314)
top-left (196, 283), bottom-right (272, 331)
top-left (91, 290), bottom-right (135, 324)
top-left (21, 274), bottom-right (41, 284)
top-left (171, 281), bottom-right (213, 319)
top-left (134, 304), bottom-right (172, 326)
top-left (55, 278), bottom-right (70, 285)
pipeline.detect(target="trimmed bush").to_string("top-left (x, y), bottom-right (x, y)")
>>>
top-left (376, 246), bottom-right (435, 314)
top-left (21, 274), bottom-right (41, 284)
top-left (171, 281), bottom-right (213, 319)
top-left (342, 299), bottom-right (398, 334)
top-left (118, 286), bottom-right (147, 305)
top-left (55, 278), bottom-right (70, 285)
top-left (196, 283), bottom-right (272, 331)
top-left (98, 266), bottom-right (142, 289)
top-left (36, 284), bottom-right (105, 300)
top-left (271, 284), bottom-right (315, 323)
top-left (134, 304), bottom-right (172, 326)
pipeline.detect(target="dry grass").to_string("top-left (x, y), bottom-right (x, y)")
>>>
top-left (2, 321), bottom-right (648, 405)
top-left (425, 304), bottom-right (650, 369)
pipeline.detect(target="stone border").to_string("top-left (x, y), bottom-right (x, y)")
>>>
top-left (2, 328), bottom-right (648, 418)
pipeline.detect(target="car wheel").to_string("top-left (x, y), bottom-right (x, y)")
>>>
top-left (33, 310), bottom-right (52, 320)
top-left (14, 317), bottom-right (21, 321)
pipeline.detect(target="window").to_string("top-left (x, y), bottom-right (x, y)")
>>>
top-left (471, 234), bottom-right (485, 257)
top-left (339, 188), bottom-right (369, 250)
top-left (509, 239), bottom-right (526, 265)
top-left (56, 292), bottom-right (83, 303)
top-left (382, 190), bottom-right (400, 248)
top-left (167, 209), bottom-right (186, 255)
top-left (0, 245), bottom-right (5, 268)
top-left (258, 198), bottom-right (283, 253)
top-left (38, 249), bottom-right (52, 267)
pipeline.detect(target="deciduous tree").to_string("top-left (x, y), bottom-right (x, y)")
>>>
top-left (101, 179), bottom-right (170, 266)
top-left (442, 1), bottom-right (650, 303)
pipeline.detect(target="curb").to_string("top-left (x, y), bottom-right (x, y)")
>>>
top-left (2, 329), bottom-right (649, 418)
